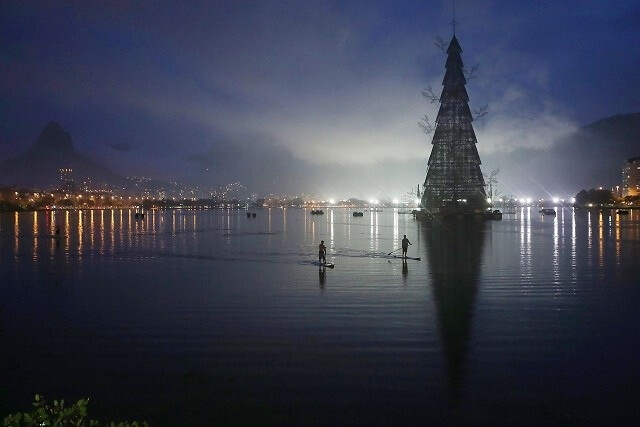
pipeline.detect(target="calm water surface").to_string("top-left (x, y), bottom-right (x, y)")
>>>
top-left (1, 208), bottom-right (639, 425)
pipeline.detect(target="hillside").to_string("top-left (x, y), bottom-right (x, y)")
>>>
top-left (0, 122), bottom-right (128, 190)
top-left (486, 113), bottom-right (640, 197)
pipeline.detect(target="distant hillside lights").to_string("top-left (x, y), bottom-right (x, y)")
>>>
top-left (622, 157), bottom-right (640, 197)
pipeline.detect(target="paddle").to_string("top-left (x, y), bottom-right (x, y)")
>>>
top-left (387, 247), bottom-right (402, 256)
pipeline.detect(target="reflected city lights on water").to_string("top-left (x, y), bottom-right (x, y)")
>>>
top-left (90, 210), bottom-right (95, 248)
top-left (2, 206), bottom-right (637, 272)
top-left (615, 213), bottom-right (621, 263)
top-left (587, 211), bottom-right (593, 266)
top-left (553, 208), bottom-right (559, 287)
top-left (14, 211), bottom-right (19, 256)
top-left (393, 208), bottom-right (399, 246)
top-left (78, 210), bottom-right (83, 256)
top-left (267, 208), bottom-right (271, 234)
top-left (599, 212), bottom-right (605, 268)
top-left (110, 210), bottom-right (115, 252)
top-left (519, 206), bottom-right (531, 278)
top-left (369, 211), bottom-right (380, 252)
top-left (32, 211), bottom-right (38, 260)
top-left (330, 209), bottom-right (334, 249)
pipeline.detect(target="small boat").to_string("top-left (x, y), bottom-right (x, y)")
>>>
top-left (352, 211), bottom-right (364, 217)
top-left (542, 208), bottom-right (556, 215)
top-left (617, 209), bottom-right (630, 215)
top-left (310, 209), bottom-right (324, 215)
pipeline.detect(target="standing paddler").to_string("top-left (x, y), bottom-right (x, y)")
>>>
top-left (401, 235), bottom-right (412, 259)
top-left (318, 240), bottom-right (327, 266)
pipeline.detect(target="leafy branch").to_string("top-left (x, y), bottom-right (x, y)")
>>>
top-left (472, 104), bottom-right (488, 121)
top-left (434, 36), bottom-right (447, 53)
top-left (418, 115), bottom-right (435, 135)
top-left (463, 63), bottom-right (479, 80)
top-left (3, 394), bottom-right (148, 427)
top-left (421, 86), bottom-right (440, 104)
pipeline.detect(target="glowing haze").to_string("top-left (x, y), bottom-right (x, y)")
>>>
top-left (1, 1), bottom-right (639, 199)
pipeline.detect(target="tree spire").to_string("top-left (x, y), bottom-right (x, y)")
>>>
top-left (451, 0), bottom-right (457, 36)
top-left (421, 34), bottom-right (486, 213)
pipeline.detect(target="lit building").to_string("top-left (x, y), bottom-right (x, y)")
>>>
top-left (59, 168), bottom-right (76, 192)
top-left (622, 157), bottom-right (640, 197)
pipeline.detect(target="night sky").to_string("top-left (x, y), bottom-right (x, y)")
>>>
top-left (1, 1), bottom-right (639, 198)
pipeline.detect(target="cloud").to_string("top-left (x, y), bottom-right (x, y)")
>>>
top-left (476, 109), bottom-right (576, 155)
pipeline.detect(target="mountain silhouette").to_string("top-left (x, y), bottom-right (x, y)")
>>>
top-left (0, 122), bottom-right (128, 190)
top-left (31, 122), bottom-right (74, 152)
top-left (490, 112), bottom-right (640, 197)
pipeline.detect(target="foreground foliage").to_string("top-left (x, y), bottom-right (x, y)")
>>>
top-left (3, 395), bottom-right (147, 427)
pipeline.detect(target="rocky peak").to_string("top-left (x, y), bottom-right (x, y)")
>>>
top-left (35, 121), bottom-right (74, 151)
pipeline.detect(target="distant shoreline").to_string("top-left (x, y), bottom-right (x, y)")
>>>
top-left (0, 205), bottom-right (638, 213)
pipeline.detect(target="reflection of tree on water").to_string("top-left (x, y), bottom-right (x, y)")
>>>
top-left (423, 221), bottom-right (487, 400)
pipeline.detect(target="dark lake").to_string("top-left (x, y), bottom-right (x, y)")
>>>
top-left (1, 208), bottom-right (639, 425)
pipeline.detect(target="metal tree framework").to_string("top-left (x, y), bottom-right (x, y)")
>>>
top-left (421, 35), bottom-right (486, 212)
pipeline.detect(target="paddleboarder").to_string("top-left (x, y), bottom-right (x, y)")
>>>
top-left (401, 235), bottom-right (412, 259)
top-left (318, 240), bottom-right (327, 265)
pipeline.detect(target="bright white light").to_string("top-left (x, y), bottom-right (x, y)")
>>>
top-left (373, 199), bottom-right (379, 205)
top-left (392, 199), bottom-right (399, 204)
top-left (526, 198), bottom-right (532, 204)
top-left (329, 199), bottom-right (335, 204)
top-left (369, 199), bottom-right (375, 204)
top-left (571, 197), bottom-right (576, 203)
top-left (552, 197), bottom-right (560, 204)
top-left (486, 197), bottom-right (492, 203)
top-left (414, 198), bottom-right (421, 205)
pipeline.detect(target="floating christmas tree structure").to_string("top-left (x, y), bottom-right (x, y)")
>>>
top-left (420, 35), bottom-right (486, 214)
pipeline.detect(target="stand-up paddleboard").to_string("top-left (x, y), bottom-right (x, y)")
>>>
top-left (393, 255), bottom-right (421, 261)
top-left (314, 262), bottom-right (335, 268)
